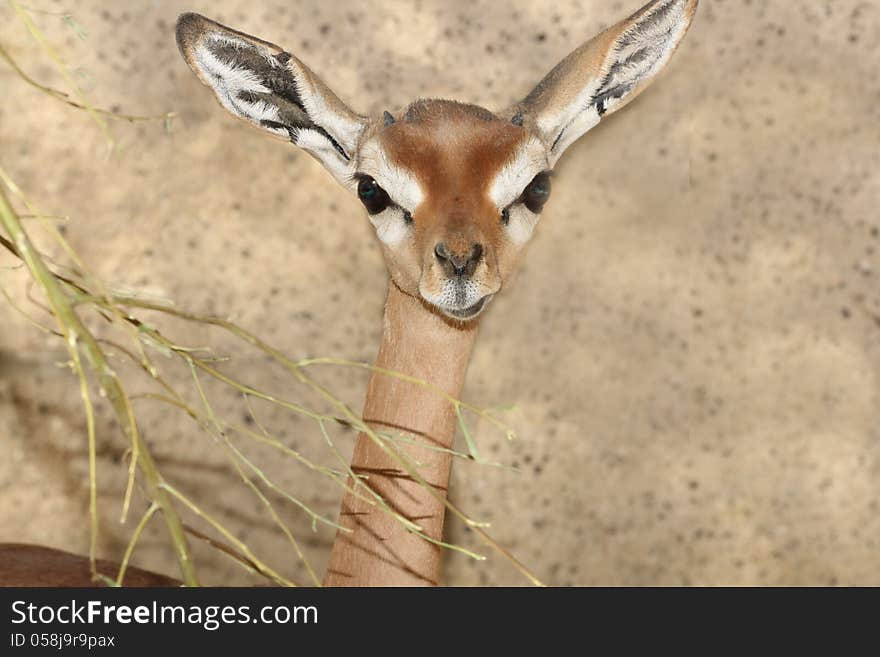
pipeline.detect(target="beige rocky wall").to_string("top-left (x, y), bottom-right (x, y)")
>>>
top-left (1, 0), bottom-right (878, 585)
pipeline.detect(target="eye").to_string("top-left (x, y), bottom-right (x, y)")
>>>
top-left (357, 175), bottom-right (392, 215)
top-left (522, 171), bottom-right (552, 213)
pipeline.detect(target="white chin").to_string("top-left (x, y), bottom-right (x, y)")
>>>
top-left (433, 295), bottom-right (492, 321)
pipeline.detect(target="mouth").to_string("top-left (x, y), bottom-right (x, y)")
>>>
top-left (435, 294), bottom-right (493, 321)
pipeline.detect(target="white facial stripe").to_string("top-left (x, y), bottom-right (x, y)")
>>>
top-left (504, 204), bottom-right (540, 244)
top-left (488, 137), bottom-right (549, 209)
top-left (368, 207), bottom-right (410, 246)
top-left (356, 140), bottom-right (424, 212)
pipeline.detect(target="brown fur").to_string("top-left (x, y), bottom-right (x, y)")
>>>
top-left (373, 100), bottom-right (528, 302)
top-left (5, 0), bottom-right (698, 588)
top-left (323, 284), bottom-right (478, 585)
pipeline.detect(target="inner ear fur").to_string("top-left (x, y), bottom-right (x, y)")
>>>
top-left (509, 0), bottom-right (699, 161)
top-left (175, 13), bottom-right (366, 178)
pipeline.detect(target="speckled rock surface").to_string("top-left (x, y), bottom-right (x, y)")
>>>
top-left (1, 0), bottom-right (878, 586)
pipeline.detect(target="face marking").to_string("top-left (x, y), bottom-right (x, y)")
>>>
top-left (356, 140), bottom-right (425, 213)
top-left (488, 137), bottom-right (549, 210)
top-left (177, 0), bottom-right (698, 323)
top-left (503, 204), bottom-right (540, 244)
top-left (369, 206), bottom-right (411, 246)
top-left (418, 277), bottom-right (494, 320)
top-left (367, 101), bottom-right (528, 318)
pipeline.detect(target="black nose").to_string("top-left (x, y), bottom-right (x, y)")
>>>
top-left (434, 242), bottom-right (483, 277)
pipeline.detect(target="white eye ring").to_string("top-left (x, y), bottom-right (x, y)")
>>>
top-left (502, 203), bottom-right (540, 244)
top-left (369, 206), bottom-right (412, 246)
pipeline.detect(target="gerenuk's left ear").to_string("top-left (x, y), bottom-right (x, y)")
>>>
top-left (510, 0), bottom-right (698, 165)
top-left (175, 13), bottom-right (367, 184)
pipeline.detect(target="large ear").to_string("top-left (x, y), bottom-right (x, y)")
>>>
top-left (175, 13), bottom-right (366, 184)
top-left (510, 0), bottom-right (698, 164)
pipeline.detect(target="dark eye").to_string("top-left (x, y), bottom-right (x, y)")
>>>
top-left (357, 175), bottom-right (391, 215)
top-left (522, 171), bottom-right (552, 213)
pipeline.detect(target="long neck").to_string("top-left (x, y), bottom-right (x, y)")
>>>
top-left (323, 282), bottom-right (478, 586)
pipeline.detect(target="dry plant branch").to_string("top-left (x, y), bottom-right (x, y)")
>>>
top-left (0, 2), bottom-right (543, 586)
top-left (0, 184), bottom-right (199, 586)
top-left (0, 183), bottom-right (541, 584)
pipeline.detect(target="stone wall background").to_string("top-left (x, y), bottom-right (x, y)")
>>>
top-left (1, 0), bottom-right (878, 585)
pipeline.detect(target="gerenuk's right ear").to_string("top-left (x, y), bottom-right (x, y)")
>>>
top-left (175, 13), bottom-right (367, 184)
